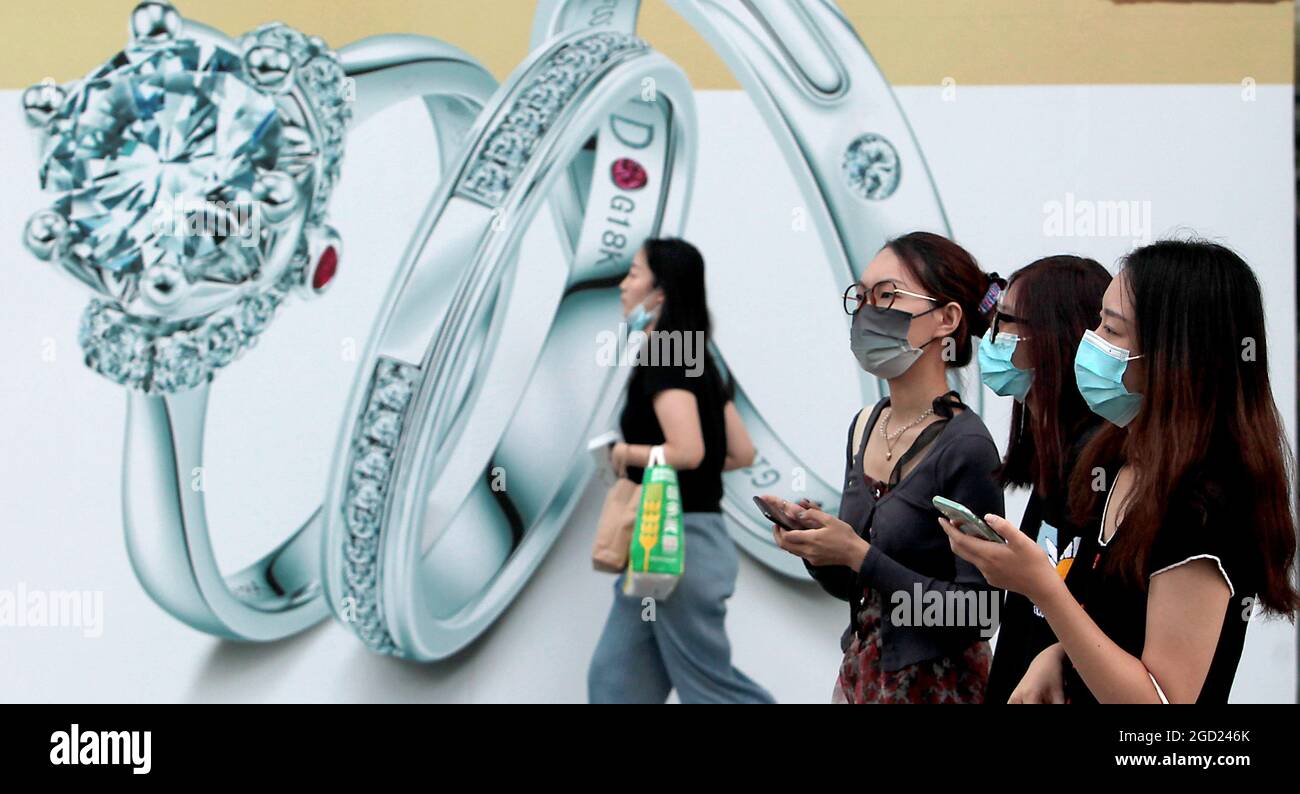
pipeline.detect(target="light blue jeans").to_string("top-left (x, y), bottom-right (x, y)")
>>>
top-left (587, 511), bottom-right (775, 704)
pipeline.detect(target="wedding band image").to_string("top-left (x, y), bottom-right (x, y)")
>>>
top-left (320, 28), bottom-right (696, 659)
top-left (533, 0), bottom-right (956, 577)
top-left (17, 1), bottom-right (496, 640)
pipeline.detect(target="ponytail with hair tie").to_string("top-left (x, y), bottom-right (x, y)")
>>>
top-left (885, 231), bottom-right (989, 366)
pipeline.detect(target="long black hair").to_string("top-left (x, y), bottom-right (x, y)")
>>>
top-left (998, 255), bottom-right (1111, 497)
top-left (643, 237), bottom-right (712, 343)
top-left (640, 237), bottom-right (727, 391)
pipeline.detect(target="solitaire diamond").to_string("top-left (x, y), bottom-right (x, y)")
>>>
top-left (42, 39), bottom-right (285, 289)
top-left (29, 15), bottom-right (350, 395)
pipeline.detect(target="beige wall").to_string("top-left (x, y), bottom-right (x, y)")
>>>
top-left (0, 0), bottom-right (1293, 89)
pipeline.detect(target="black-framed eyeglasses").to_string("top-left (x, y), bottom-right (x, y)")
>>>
top-left (990, 308), bottom-right (1029, 338)
top-left (842, 280), bottom-right (937, 316)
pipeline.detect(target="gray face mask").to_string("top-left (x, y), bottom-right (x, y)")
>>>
top-left (849, 304), bottom-right (940, 378)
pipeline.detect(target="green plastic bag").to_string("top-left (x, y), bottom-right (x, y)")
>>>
top-left (623, 446), bottom-right (684, 599)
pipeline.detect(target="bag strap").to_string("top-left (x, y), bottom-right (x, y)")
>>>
top-left (850, 408), bottom-right (872, 467)
top-left (647, 445), bottom-right (666, 469)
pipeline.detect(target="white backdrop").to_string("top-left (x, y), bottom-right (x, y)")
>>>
top-left (0, 83), bottom-right (1293, 702)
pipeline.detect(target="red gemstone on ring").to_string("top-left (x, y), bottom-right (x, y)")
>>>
top-left (312, 245), bottom-right (338, 291)
top-left (611, 158), bottom-right (648, 191)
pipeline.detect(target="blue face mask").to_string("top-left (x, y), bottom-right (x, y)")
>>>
top-left (1074, 329), bottom-right (1144, 427)
top-left (626, 299), bottom-right (658, 331)
top-left (977, 329), bottom-right (1033, 401)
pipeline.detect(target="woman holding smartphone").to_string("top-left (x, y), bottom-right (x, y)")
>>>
top-left (763, 231), bottom-right (1004, 704)
top-left (979, 256), bottom-right (1111, 704)
top-left (945, 239), bottom-right (1299, 703)
top-left (588, 238), bottom-right (774, 704)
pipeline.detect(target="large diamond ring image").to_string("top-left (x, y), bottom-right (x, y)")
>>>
top-left (17, 0), bottom-right (496, 640)
top-left (23, 1), bottom-right (352, 392)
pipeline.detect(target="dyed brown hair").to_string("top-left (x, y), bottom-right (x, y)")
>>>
top-left (886, 231), bottom-right (993, 368)
top-left (1068, 240), bottom-right (1298, 615)
top-left (998, 256), bottom-right (1112, 497)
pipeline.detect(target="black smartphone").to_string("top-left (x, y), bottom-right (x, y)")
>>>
top-left (753, 496), bottom-right (807, 532)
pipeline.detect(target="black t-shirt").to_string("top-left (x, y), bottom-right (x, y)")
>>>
top-left (1062, 467), bottom-right (1259, 703)
top-left (619, 354), bottom-right (731, 514)
top-left (985, 424), bottom-right (1099, 704)
top-left (984, 487), bottom-right (1082, 703)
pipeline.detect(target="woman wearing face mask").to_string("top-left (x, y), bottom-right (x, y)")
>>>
top-left (761, 231), bottom-right (1005, 704)
top-left (945, 239), bottom-right (1299, 703)
top-left (977, 256), bottom-right (1111, 704)
top-left (588, 238), bottom-right (774, 704)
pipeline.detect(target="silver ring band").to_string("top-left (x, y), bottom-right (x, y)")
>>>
top-left (321, 29), bottom-right (696, 658)
top-left (123, 33), bottom-right (496, 641)
top-left (536, 0), bottom-right (958, 577)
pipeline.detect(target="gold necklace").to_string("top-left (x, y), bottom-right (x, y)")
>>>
top-left (880, 406), bottom-right (936, 460)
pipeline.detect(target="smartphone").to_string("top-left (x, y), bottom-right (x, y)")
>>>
top-left (753, 496), bottom-right (807, 533)
top-left (587, 430), bottom-right (620, 474)
top-left (932, 496), bottom-right (1004, 543)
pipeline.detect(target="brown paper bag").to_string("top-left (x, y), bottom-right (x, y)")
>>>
top-left (592, 478), bottom-right (641, 572)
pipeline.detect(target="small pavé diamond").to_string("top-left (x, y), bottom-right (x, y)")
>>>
top-left (371, 377), bottom-right (413, 413)
top-left (484, 128), bottom-right (534, 170)
top-left (353, 447), bottom-right (392, 482)
top-left (345, 534), bottom-right (377, 565)
top-left (153, 335), bottom-right (208, 392)
top-left (345, 503), bottom-right (378, 540)
top-left (536, 65), bottom-right (579, 97)
top-left (520, 81), bottom-right (565, 115)
top-left (504, 106), bottom-right (546, 138)
top-left (362, 408), bottom-right (402, 448)
top-left (457, 33), bottom-right (646, 207)
top-left (462, 161), bottom-right (511, 204)
top-left (240, 292), bottom-right (277, 338)
top-left (842, 133), bottom-right (901, 200)
top-left (205, 317), bottom-right (242, 368)
top-left (93, 322), bottom-right (152, 387)
top-left (345, 563), bottom-right (377, 591)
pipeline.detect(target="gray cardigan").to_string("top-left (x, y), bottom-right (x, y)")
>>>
top-left (805, 395), bottom-right (1004, 672)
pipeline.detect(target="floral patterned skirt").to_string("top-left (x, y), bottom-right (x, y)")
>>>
top-left (833, 588), bottom-right (991, 704)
